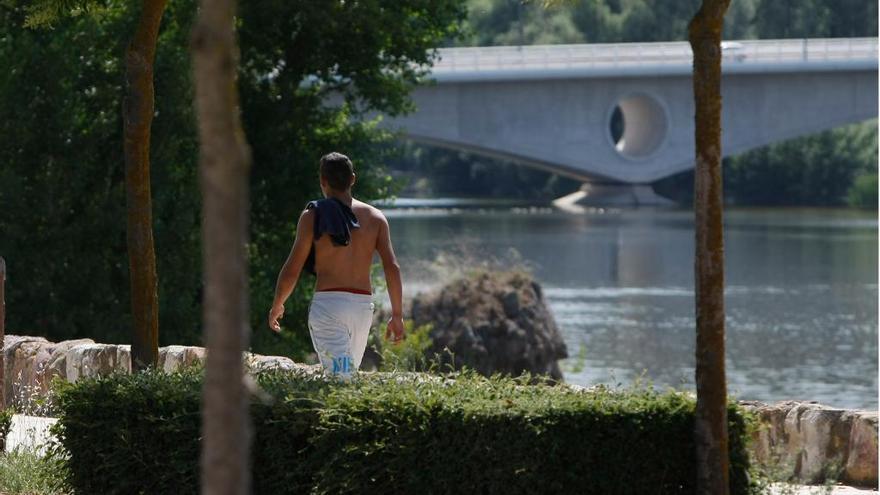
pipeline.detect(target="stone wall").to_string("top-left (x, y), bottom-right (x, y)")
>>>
top-left (742, 400), bottom-right (878, 487)
top-left (2, 334), bottom-right (316, 411)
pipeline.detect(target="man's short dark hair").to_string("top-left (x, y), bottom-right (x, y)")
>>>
top-left (319, 152), bottom-right (355, 191)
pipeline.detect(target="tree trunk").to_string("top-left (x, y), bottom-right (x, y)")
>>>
top-left (192, 0), bottom-right (252, 492)
top-left (125, 0), bottom-right (168, 371)
top-left (689, 2), bottom-right (731, 494)
top-left (0, 257), bottom-right (5, 410)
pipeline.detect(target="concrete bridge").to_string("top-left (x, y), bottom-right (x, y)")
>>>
top-left (381, 38), bottom-right (878, 190)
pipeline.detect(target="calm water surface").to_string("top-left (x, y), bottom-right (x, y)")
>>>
top-left (383, 204), bottom-right (878, 410)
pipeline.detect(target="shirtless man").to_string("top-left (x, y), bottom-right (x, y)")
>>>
top-left (268, 152), bottom-right (404, 376)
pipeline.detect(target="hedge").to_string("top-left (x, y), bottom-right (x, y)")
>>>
top-left (51, 368), bottom-right (758, 494)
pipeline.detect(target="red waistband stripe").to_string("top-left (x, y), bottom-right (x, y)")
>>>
top-left (317, 287), bottom-right (372, 296)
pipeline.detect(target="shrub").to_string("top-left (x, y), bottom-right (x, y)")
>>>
top-left (0, 408), bottom-right (12, 451)
top-left (374, 321), bottom-right (436, 372)
top-left (53, 369), bottom-right (758, 495)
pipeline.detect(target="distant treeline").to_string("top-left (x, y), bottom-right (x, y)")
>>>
top-left (456, 0), bottom-right (877, 47)
top-left (389, 144), bottom-right (583, 200)
top-left (391, 0), bottom-right (878, 206)
top-left (656, 121), bottom-right (878, 207)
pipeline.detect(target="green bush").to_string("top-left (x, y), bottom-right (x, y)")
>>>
top-left (53, 369), bottom-right (757, 494)
top-left (0, 408), bottom-right (12, 451)
top-left (374, 321), bottom-right (436, 372)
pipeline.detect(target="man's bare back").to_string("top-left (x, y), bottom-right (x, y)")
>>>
top-left (268, 152), bottom-right (404, 375)
top-left (311, 199), bottom-right (388, 293)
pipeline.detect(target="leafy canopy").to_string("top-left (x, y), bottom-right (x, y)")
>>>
top-left (0, 0), bottom-right (466, 358)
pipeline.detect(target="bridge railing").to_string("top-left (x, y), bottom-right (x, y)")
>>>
top-left (433, 38), bottom-right (878, 72)
top-left (741, 38), bottom-right (878, 63)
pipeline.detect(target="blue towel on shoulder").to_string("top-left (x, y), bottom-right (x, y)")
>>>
top-left (303, 198), bottom-right (360, 275)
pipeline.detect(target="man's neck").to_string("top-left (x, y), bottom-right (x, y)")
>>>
top-left (327, 190), bottom-right (353, 206)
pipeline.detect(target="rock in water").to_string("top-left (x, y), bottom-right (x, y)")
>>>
top-left (410, 271), bottom-right (568, 380)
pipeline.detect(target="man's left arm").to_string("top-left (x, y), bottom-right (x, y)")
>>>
top-left (376, 213), bottom-right (405, 342)
top-left (268, 209), bottom-right (314, 332)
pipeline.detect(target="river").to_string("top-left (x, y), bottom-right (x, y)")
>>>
top-left (381, 202), bottom-right (878, 410)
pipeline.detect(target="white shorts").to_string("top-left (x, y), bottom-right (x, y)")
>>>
top-left (308, 291), bottom-right (374, 378)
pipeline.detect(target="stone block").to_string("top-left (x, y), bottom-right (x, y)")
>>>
top-left (843, 412), bottom-right (878, 487)
top-left (158, 345), bottom-right (206, 372)
top-left (65, 343), bottom-right (130, 382)
top-left (3, 336), bottom-right (49, 406)
top-left (790, 406), bottom-right (852, 483)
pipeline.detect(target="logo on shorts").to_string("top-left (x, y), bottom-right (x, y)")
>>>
top-left (331, 355), bottom-right (353, 375)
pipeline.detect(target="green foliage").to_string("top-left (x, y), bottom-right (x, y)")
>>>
top-left (19, 0), bottom-right (111, 28)
top-left (0, 0), bottom-right (466, 358)
top-left (50, 369), bottom-right (204, 494)
top-left (376, 320), bottom-right (435, 372)
top-left (0, 408), bottom-right (12, 450)
top-left (463, 0), bottom-right (584, 46)
top-left (654, 121), bottom-right (878, 206)
top-left (0, 0), bottom-right (200, 344)
top-left (724, 122), bottom-right (878, 206)
top-left (0, 448), bottom-right (70, 495)
top-left (848, 173), bottom-right (878, 209)
top-left (457, 0), bottom-right (877, 46)
top-left (389, 142), bottom-right (580, 199)
top-left (53, 368), bottom-right (758, 494)
top-left (753, 0), bottom-right (878, 39)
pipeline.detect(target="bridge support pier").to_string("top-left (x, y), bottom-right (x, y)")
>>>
top-left (552, 182), bottom-right (674, 211)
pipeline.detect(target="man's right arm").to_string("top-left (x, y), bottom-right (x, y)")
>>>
top-left (268, 209), bottom-right (314, 332)
top-left (376, 213), bottom-right (405, 342)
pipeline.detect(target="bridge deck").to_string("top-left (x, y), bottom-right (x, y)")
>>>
top-left (431, 38), bottom-right (878, 81)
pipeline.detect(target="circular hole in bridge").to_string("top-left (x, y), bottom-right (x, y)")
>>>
top-left (608, 94), bottom-right (668, 160)
top-left (610, 106), bottom-right (625, 145)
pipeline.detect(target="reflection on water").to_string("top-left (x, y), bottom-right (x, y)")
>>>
top-left (385, 205), bottom-right (878, 410)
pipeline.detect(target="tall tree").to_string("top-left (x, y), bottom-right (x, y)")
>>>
top-left (20, 0), bottom-right (167, 369)
top-left (125, 0), bottom-right (167, 370)
top-left (688, 1), bottom-right (731, 494)
top-left (191, 0), bottom-right (252, 492)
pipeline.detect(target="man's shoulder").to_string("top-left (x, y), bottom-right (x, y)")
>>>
top-left (352, 199), bottom-right (385, 220)
top-left (299, 205), bottom-right (316, 218)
